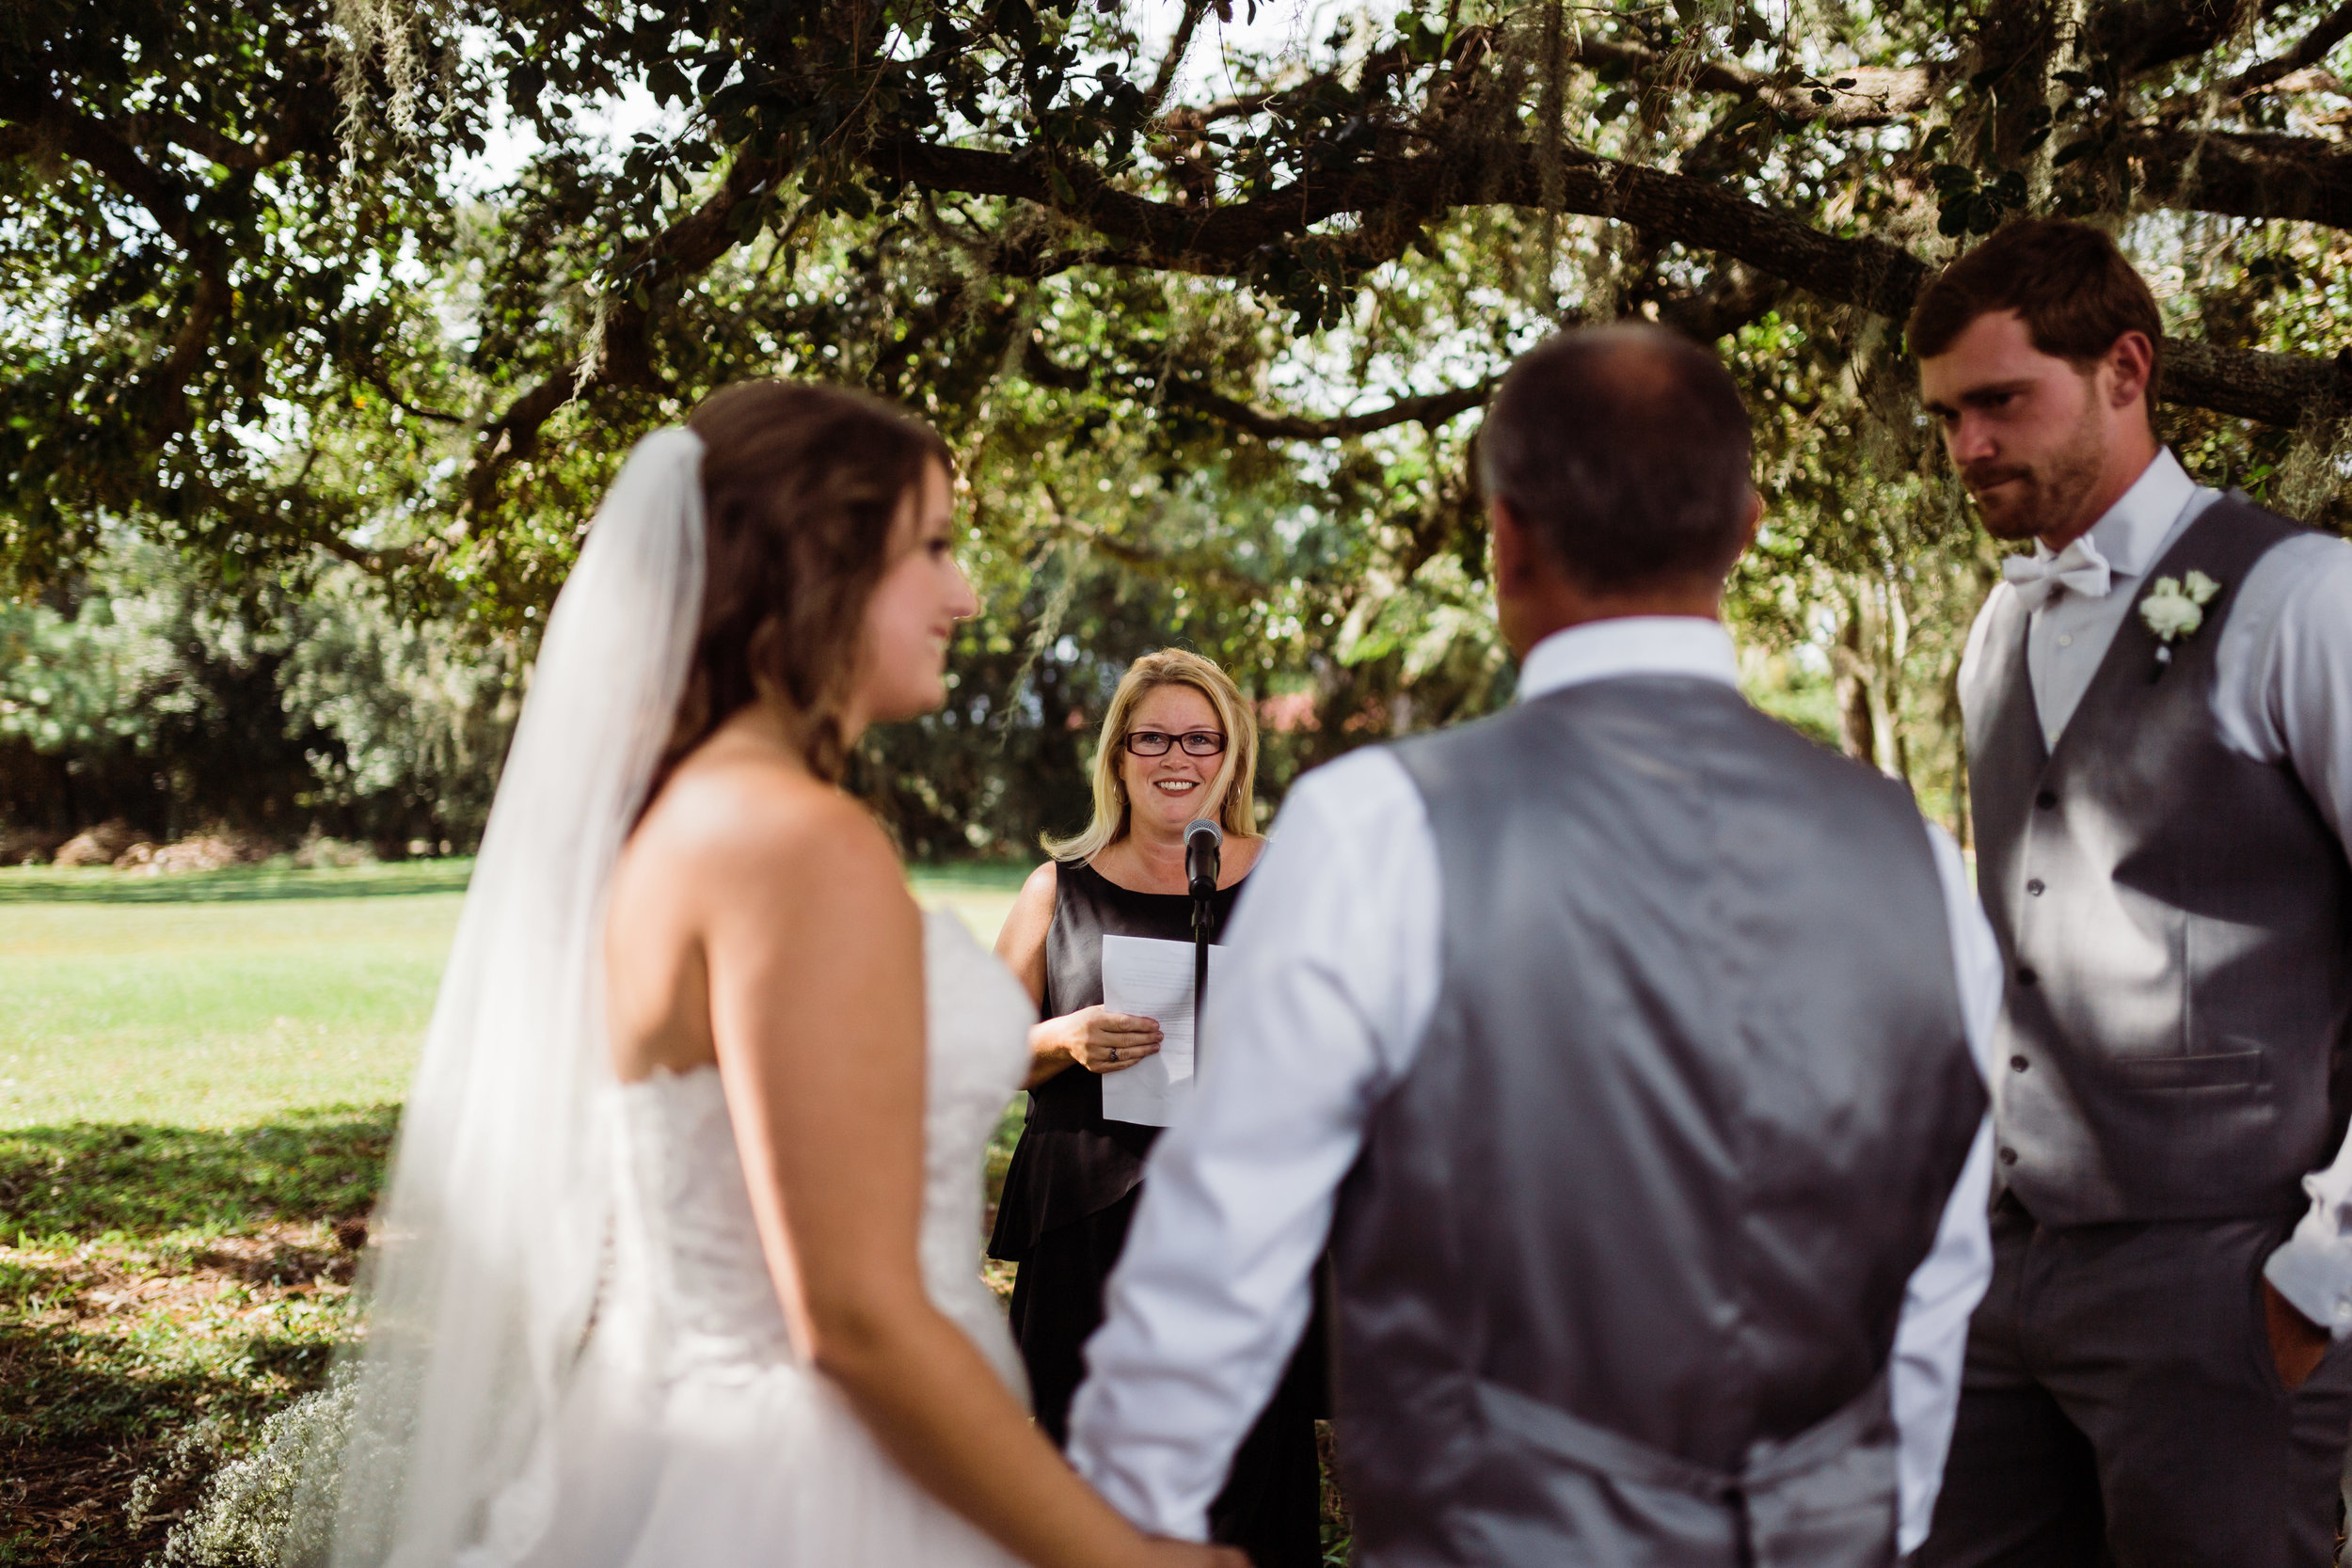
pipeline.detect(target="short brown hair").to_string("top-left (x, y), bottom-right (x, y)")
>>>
top-left (1477, 325), bottom-right (1756, 593)
top-left (658, 380), bottom-right (951, 788)
top-left (1906, 219), bottom-right (2164, 404)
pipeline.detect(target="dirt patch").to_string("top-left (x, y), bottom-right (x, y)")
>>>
top-left (10, 1225), bottom-right (356, 1336)
top-left (52, 821), bottom-right (149, 869)
top-left (117, 833), bottom-right (274, 876)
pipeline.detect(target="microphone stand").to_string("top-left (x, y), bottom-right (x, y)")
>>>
top-left (1185, 819), bottom-right (1220, 1077)
top-left (1191, 894), bottom-right (1212, 1072)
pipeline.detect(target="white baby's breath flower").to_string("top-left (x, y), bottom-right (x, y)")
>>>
top-left (2140, 592), bottom-right (2203, 641)
top-left (2138, 571), bottom-right (2223, 649)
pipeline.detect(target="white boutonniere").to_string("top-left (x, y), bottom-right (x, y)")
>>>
top-left (2138, 570), bottom-right (2221, 674)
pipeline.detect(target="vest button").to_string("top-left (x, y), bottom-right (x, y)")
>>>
top-left (2018, 966), bottom-right (2039, 986)
top-left (2026, 879), bottom-right (2046, 896)
top-left (2000, 1147), bottom-right (2019, 1165)
top-left (2010, 1055), bottom-right (2030, 1072)
top-left (2036, 790), bottom-right (2058, 809)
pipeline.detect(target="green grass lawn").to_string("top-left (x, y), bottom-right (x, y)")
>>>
top-left (0, 860), bottom-right (1025, 1132)
top-left (0, 857), bottom-right (1031, 1566)
top-left (1, 863), bottom-right (470, 1132)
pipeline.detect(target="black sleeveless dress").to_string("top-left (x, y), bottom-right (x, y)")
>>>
top-left (987, 859), bottom-right (1324, 1567)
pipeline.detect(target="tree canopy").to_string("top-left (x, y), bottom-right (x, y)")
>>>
top-left (5, 0), bottom-right (2348, 850)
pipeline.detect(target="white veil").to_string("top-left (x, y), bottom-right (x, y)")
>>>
top-left (299, 428), bottom-right (707, 1567)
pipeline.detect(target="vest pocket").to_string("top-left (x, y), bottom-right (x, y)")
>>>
top-left (2086, 1046), bottom-right (2283, 1217)
top-left (2110, 1048), bottom-right (2269, 1091)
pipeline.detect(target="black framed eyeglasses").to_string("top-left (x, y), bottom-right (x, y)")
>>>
top-left (1123, 729), bottom-right (1228, 757)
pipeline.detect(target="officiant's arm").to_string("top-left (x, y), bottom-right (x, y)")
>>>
top-left (1067, 752), bottom-right (1440, 1540)
top-left (2249, 538), bottom-right (2352, 1358)
top-left (703, 792), bottom-right (1235, 1568)
top-left (997, 861), bottom-right (1165, 1087)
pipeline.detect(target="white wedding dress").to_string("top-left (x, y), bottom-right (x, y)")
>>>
top-left (481, 910), bottom-right (1039, 1567)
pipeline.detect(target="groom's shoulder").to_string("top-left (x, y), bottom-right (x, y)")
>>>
top-left (1281, 742), bottom-right (1429, 837)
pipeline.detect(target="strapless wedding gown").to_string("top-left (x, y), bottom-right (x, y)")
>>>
top-left (482, 911), bottom-right (1038, 1567)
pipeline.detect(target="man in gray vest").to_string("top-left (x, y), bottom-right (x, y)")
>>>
top-left (1912, 218), bottom-right (2352, 1567)
top-left (1065, 325), bottom-right (2004, 1566)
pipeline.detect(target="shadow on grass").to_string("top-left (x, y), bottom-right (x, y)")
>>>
top-left (0, 1288), bottom-right (338, 1565)
top-left (0, 1319), bottom-right (242, 1565)
top-left (0, 1108), bottom-right (396, 1243)
top-left (0, 863), bottom-right (473, 906)
top-left (0, 1110), bottom-right (390, 1561)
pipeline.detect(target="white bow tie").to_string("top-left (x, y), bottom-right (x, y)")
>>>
top-left (2002, 536), bottom-right (2113, 610)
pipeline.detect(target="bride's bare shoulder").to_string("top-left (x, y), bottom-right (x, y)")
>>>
top-left (633, 747), bottom-right (898, 896)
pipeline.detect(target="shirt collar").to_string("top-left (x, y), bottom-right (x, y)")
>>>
top-left (1517, 615), bottom-right (1740, 704)
top-left (2036, 448), bottom-right (2199, 584)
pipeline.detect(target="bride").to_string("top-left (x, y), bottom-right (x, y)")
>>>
top-left (299, 382), bottom-right (1245, 1568)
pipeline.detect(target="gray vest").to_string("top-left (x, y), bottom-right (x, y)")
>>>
top-left (1332, 677), bottom-right (1985, 1568)
top-left (1970, 496), bottom-right (2352, 1227)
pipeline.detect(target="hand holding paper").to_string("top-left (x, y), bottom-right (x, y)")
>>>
top-left (1099, 934), bottom-right (1227, 1127)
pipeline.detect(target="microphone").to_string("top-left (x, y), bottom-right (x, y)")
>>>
top-left (1184, 816), bottom-right (1222, 900)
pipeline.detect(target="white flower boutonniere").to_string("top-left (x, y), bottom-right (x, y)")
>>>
top-left (2138, 570), bottom-right (2221, 675)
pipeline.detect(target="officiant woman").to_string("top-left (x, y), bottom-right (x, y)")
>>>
top-left (989, 649), bottom-right (1324, 1567)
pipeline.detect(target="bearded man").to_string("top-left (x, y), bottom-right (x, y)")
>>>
top-left (1912, 218), bottom-right (2352, 1567)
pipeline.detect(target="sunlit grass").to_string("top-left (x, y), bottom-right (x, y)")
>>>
top-left (0, 860), bottom-right (1026, 1132)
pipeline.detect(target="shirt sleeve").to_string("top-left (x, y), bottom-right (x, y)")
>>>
top-left (1064, 749), bottom-right (1442, 1538)
top-left (1889, 822), bottom-right (2002, 1553)
top-left (1954, 584), bottom-right (2009, 763)
top-left (2231, 535), bottom-right (2352, 1333)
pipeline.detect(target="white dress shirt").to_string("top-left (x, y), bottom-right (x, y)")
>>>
top-left (1067, 615), bottom-right (2005, 1554)
top-left (1956, 448), bottom-right (2352, 1334)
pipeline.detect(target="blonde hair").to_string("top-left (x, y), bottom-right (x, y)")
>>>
top-left (1041, 649), bottom-right (1263, 863)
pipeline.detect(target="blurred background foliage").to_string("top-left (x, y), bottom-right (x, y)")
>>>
top-left (5, 0), bottom-right (2349, 859)
top-left (0, 546), bottom-right (516, 849)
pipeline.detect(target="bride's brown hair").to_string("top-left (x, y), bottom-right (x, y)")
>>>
top-left (656, 380), bottom-right (952, 789)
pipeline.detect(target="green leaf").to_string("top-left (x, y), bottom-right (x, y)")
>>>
top-left (646, 60), bottom-right (689, 107)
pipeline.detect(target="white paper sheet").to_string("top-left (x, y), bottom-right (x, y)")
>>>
top-left (1098, 934), bottom-right (1228, 1128)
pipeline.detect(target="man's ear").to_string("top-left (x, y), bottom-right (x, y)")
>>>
top-left (2105, 330), bottom-right (2154, 415)
top-left (1736, 490), bottom-right (1763, 562)
top-left (1489, 497), bottom-right (1533, 593)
